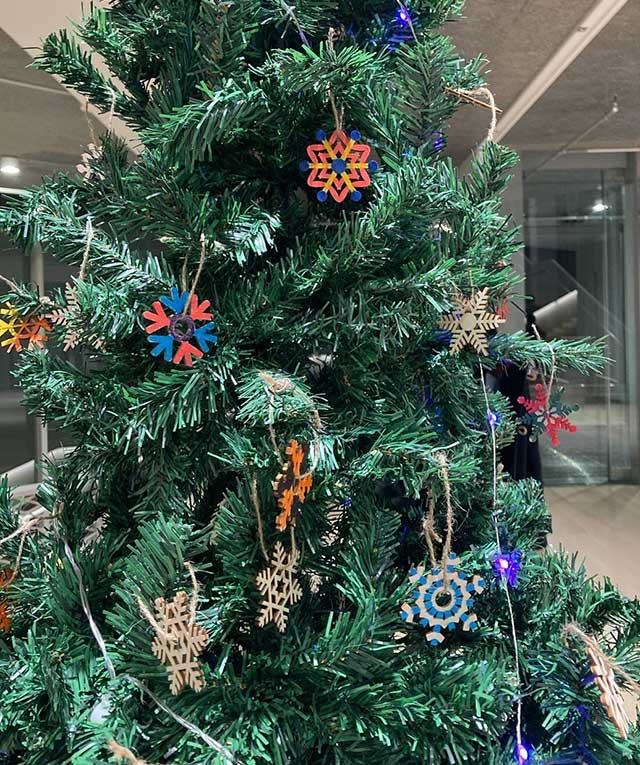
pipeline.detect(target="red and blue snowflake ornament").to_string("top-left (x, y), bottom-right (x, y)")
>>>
top-left (300, 129), bottom-right (378, 202)
top-left (517, 383), bottom-right (578, 447)
top-left (143, 287), bottom-right (217, 367)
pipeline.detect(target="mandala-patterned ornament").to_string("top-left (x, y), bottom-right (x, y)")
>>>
top-left (400, 553), bottom-right (485, 645)
top-left (273, 439), bottom-right (313, 531)
top-left (0, 568), bottom-right (13, 634)
top-left (437, 288), bottom-right (505, 356)
top-left (300, 129), bottom-right (378, 203)
top-left (0, 305), bottom-right (51, 353)
top-left (150, 590), bottom-right (210, 695)
top-left (256, 542), bottom-right (303, 633)
top-left (587, 646), bottom-right (630, 739)
top-left (517, 383), bottom-right (578, 447)
top-left (143, 287), bottom-right (217, 367)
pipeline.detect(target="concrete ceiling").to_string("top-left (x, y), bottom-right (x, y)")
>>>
top-left (445, 0), bottom-right (638, 161)
top-left (0, 0), bottom-right (637, 189)
top-left (445, 0), bottom-right (596, 161)
top-left (503, 0), bottom-right (640, 152)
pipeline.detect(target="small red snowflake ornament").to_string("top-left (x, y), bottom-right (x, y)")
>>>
top-left (518, 383), bottom-right (578, 447)
top-left (300, 129), bottom-right (378, 202)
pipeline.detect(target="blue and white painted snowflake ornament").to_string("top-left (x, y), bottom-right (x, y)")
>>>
top-left (400, 552), bottom-right (485, 645)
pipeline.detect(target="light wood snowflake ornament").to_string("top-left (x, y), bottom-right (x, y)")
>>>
top-left (438, 288), bottom-right (505, 355)
top-left (148, 591), bottom-right (210, 695)
top-left (256, 542), bottom-right (303, 632)
top-left (46, 283), bottom-right (104, 351)
top-left (587, 646), bottom-right (631, 739)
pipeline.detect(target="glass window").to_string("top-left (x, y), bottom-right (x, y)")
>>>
top-left (522, 154), bottom-right (637, 484)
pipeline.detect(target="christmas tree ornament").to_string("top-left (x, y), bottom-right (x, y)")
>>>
top-left (400, 553), bottom-right (485, 645)
top-left (517, 384), bottom-right (578, 447)
top-left (0, 305), bottom-right (51, 353)
top-left (256, 542), bottom-right (303, 632)
top-left (46, 283), bottom-right (105, 351)
top-left (143, 287), bottom-right (217, 367)
top-left (587, 645), bottom-right (630, 739)
top-left (496, 300), bottom-right (510, 321)
top-left (148, 591), bottom-right (210, 694)
top-left (0, 568), bottom-right (12, 633)
top-left (300, 129), bottom-right (378, 203)
top-left (76, 143), bottom-right (104, 182)
top-left (273, 439), bottom-right (313, 531)
top-left (437, 288), bottom-right (505, 355)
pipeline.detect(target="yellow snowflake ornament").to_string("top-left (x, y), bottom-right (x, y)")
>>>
top-left (438, 288), bottom-right (505, 355)
top-left (256, 542), bottom-right (303, 632)
top-left (150, 591), bottom-right (209, 695)
top-left (0, 304), bottom-right (51, 352)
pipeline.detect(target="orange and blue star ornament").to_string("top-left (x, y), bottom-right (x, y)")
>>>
top-left (143, 287), bottom-right (217, 367)
top-left (300, 129), bottom-right (378, 202)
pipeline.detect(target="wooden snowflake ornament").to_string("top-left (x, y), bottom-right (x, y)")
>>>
top-left (400, 553), bottom-right (485, 645)
top-left (587, 646), bottom-right (630, 739)
top-left (150, 591), bottom-right (210, 695)
top-left (300, 129), bottom-right (378, 203)
top-left (76, 143), bottom-right (105, 182)
top-left (273, 439), bottom-right (313, 531)
top-left (437, 288), bottom-right (505, 355)
top-left (0, 305), bottom-right (51, 353)
top-left (0, 568), bottom-right (13, 633)
top-left (256, 542), bottom-right (303, 632)
top-left (46, 283), bottom-right (104, 351)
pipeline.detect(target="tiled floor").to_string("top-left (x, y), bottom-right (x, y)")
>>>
top-left (547, 484), bottom-right (640, 598)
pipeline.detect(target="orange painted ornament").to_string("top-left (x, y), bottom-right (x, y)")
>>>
top-left (0, 305), bottom-right (51, 353)
top-left (300, 129), bottom-right (378, 203)
top-left (273, 440), bottom-right (313, 531)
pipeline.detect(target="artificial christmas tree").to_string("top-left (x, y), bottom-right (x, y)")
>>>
top-left (1, 0), bottom-right (639, 763)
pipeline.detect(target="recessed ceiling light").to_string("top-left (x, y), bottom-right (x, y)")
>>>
top-left (592, 201), bottom-right (608, 213)
top-left (0, 158), bottom-right (20, 176)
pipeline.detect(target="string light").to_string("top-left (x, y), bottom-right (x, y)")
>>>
top-left (492, 550), bottom-right (522, 587)
top-left (487, 410), bottom-right (501, 429)
top-left (515, 742), bottom-right (532, 763)
top-left (394, 5), bottom-right (411, 26)
top-left (432, 132), bottom-right (445, 151)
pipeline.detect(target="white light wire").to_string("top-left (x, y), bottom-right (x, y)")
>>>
top-left (478, 366), bottom-right (524, 754)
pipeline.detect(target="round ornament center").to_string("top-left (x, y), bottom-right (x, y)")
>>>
top-left (434, 588), bottom-right (455, 610)
top-left (331, 158), bottom-right (347, 173)
top-left (459, 312), bottom-right (478, 331)
top-left (169, 313), bottom-right (195, 342)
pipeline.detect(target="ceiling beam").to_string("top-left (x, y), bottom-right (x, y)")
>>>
top-left (494, 0), bottom-right (630, 143)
